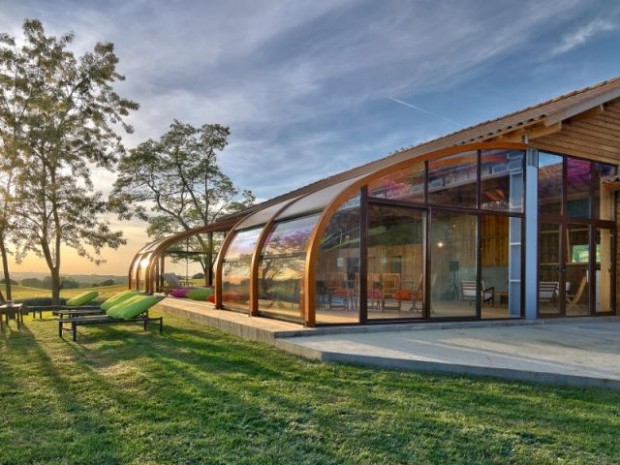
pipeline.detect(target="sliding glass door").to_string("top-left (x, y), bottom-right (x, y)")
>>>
top-left (367, 204), bottom-right (425, 321)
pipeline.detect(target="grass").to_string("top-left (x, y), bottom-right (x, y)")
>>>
top-left (1, 313), bottom-right (619, 465)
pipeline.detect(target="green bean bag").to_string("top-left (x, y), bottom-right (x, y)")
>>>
top-left (100, 290), bottom-right (141, 311)
top-left (186, 287), bottom-right (214, 301)
top-left (106, 295), bottom-right (160, 320)
top-left (66, 290), bottom-right (99, 306)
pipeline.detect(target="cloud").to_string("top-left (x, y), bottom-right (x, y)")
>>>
top-left (550, 17), bottom-right (617, 57)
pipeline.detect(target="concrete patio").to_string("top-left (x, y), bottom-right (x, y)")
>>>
top-left (156, 298), bottom-right (620, 390)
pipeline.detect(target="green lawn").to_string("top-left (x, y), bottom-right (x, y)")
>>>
top-left (1, 313), bottom-right (619, 465)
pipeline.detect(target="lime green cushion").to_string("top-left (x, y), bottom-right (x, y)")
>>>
top-left (100, 290), bottom-right (141, 311)
top-left (186, 287), bottom-right (214, 301)
top-left (66, 290), bottom-right (99, 306)
top-left (106, 295), bottom-right (160, 320)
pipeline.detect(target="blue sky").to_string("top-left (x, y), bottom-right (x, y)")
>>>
top-left (1, 0), bottom-right (619, 274)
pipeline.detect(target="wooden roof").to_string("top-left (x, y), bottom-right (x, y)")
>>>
top-left (223, 75), bottom-right (620, 223)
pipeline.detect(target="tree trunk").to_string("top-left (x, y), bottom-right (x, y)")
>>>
top-left (0, 235), bottom-right (12, 301)
top-left (50, 266), bottom-right (62, 306)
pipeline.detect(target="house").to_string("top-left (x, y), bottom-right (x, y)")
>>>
top-left (129, 76), bottom-right (620, 327)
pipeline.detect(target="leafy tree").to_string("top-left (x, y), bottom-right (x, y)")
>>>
top-left (112, 120), bottom-right (254, 284)
top-left (0, 20), bottom-right (138, 305)
top-left (21, 277), bottom-right (42, 288)
top-left (100, 279), bottom-right (115, 286)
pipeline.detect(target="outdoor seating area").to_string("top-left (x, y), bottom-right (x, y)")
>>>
top-left (57, 293), bottom-right (163, 341)
top-left (0, 287), bottom-right (165, 341)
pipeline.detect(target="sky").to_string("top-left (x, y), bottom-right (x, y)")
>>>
top-left (1, 0), bottom-right (620, 276)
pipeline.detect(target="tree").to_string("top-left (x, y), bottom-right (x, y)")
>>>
top-left (111, 120), bottom-right (254, 283)
top-left (0, 20), bottom-right (138, 305)
top-left (21, 277), bottom-right (42, 288)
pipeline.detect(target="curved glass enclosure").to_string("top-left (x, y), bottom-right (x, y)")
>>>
top-left (129, 138), bottom-right (616, 327)
top-left (310, 145), bottom-right (529, 324)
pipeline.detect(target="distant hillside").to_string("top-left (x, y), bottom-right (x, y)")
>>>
top-left (9, 271), bottom-right (128, 284)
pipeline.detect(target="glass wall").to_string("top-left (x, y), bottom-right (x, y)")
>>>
top-left (565, 224), bottom-right (590, 315)
top-left (222, 228), bottom-right (261, 310)
top-left (596, 227), bottom-right (613, 313)
top-left (314, 195), bottom-right (360, 324)
top-left (360, 149), bottom-right (525, 320)
top-left (538, 153), bottom-right (563, 216)
top-left (428, 151), bottom-right (478, 207)
top-left (480, 215), bottom-right (522, 319)
top-left (537, 152), bottom-right (616, 317)
top-left (594, 163), bottom-right (616, 220)
top-left (258, 214), bottom-right (320, 321)
top-left (480, 150), bottom-right (524, 212)
top-left (429, 210), bottom-right (478, 318)
top-left (566, 158), bottom-right (592, 218)
top-left (538, 223), bottom-right (561, 315)
top-left (368, 162), bottom-right (425, 203)
top-left (366, 205), bottom-right (425, 321)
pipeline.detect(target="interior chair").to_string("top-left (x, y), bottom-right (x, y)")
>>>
top-left (354, 272), bottom-right (382, 310)
top-left (460, 280), bottom-right (495, 306)
top-left (538, 281), bottom-right (559, 303)
top-left (327, 272), bottom-right (349, 309)
top-left (380, 273), bottom-right (401, 311)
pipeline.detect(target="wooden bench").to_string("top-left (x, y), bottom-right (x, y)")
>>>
top-left (58, 314), bottom-right (163, 341)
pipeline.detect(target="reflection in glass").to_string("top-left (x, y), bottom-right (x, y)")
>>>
top-left (258, 214), bottom-right (320, 320)
top-left (430, 211), bottom-right (477, 318)
top-left (538, 223), bottom-right (561, 315)
top-left (594, 162), bottom-right (616, 220)
top-left (428, 151), bottom-right (477, 207)
top-left (366, 205), bottom-right (424, 321)
top-left (538, 153), bottom-right (563, 215)
top-left (368, 162), bottom-right (425, 203)
top-left (315, 194), bottom-right (360, 324)
top-left (566, 158), bottom-right (592, 218)
top-left (480, 150), bottom-right (524, 212)
top-left (480, 215), bottom-right (521, 318)
top-left (566, 224), bottom-right (590, 315)
top-left (222, 228), bottom-right (261, 310)
top-left (276, 177), bottom-right (363, 220)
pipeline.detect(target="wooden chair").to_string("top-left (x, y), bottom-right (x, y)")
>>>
top-left (538, 281), bottom-right (559, 303)
top-left (566, 276), bottom-right (587, 312)
top-left (327, 272), bottom-right (350, 309)
top-left (355, 272), bottom-right (382, 309)
top-left (460, 280), bottom-right (495, 305)
top-left (380, 273), bottom-right (401, 311)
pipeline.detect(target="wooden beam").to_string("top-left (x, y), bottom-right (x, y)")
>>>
top-left (497, 122), bottom-right (562, 143)
top-left (532, 140), bottom-right (620, 162)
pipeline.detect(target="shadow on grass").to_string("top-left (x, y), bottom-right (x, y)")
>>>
top-left (2, 314), bottom-right (620, 464)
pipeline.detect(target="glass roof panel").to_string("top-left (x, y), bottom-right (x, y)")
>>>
top-left (234, 197), bottom-right (300, 231)
top-left (275, 175), bottom-right (366, 220)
